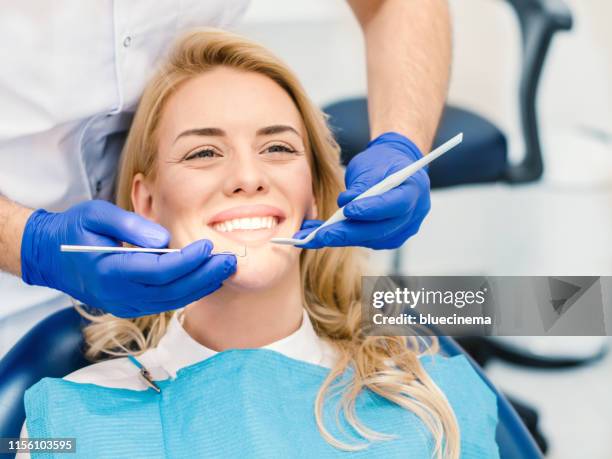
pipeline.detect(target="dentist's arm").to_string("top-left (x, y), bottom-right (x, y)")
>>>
top-left (0, 197), bottom-right (32, 276)
top-left (0, 197), bottom-right (236, 317)
top-left (349, 0), bottom-right (451, 151)
top-left (299, 0), bottom-right (452, 249)
top-left (348, 0), bottom-right (451, 152)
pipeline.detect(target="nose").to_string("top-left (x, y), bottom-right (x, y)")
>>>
top-left (222, 145), bottom-right (270, 197)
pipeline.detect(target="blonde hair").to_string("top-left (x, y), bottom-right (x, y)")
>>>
top-left (79, 29), bottom-right (460, 458)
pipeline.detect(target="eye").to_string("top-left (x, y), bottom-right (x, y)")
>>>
top-left (185, 147), bottom-right (222, 161)
top-left (262, 143), bottom-right (298, 155)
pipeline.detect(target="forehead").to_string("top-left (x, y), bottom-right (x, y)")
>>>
top-left (159, 66), bottom-right (304, 138)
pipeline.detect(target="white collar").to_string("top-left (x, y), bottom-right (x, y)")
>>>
top-left (153, 308), bottom-right (335, 378)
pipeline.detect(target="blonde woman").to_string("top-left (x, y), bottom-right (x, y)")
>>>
top-left (21, 29), bottom-right (498, 458)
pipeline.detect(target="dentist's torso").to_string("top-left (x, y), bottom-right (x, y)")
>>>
top-left (0, 0), bottom-right (249, 210)
top-left (0, 0), bottom-right (249, 321)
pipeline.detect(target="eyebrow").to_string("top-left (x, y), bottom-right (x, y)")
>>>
top-left (174, 124), bottom-right (300, 143)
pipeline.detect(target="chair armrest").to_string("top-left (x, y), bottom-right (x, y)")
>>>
top-left (504, 0), bottom-right (573, 183)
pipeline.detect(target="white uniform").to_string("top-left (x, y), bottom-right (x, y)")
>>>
top-left (0, 0), bottom-right (250, 354)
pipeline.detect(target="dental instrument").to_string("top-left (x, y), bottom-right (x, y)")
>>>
top-left (128, 355), bottom-right (162, 393)
top-left (60, 244), bottom-right (248, 257)
top-left (270, 133), bottom-right (464, 246)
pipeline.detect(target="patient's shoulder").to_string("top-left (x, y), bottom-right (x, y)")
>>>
top-left (420, 353), bottom-right (497, 405)
top-left (420, 353), bottom-right (500, 457)
top-left (22, 351), bottom-right (164, 443)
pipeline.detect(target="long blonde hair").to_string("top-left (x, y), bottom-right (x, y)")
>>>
top-left (79, 29), bottom-right (459, 458)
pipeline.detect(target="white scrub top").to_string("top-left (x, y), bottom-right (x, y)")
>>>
top-left (0, 0), bottom-right (249, 324)
top-left (0, 0), bottom-right (249, 210)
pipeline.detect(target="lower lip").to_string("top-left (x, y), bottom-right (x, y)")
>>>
top-left (208, 219), bottom-right (284, 245)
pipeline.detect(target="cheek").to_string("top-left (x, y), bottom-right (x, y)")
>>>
top-left (153, 171), bottom-right (215, 228)
top-left (281, 162), bottom-right (314, 211)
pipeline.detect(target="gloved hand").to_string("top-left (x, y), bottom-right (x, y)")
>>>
top-left (294, 132), bottom-right (431, 249)
top-left (21, 200), bottom-right (236, 318)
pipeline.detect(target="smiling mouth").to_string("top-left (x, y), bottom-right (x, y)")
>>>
top-left (208, 215), bottom-right (285, 244)
top-left (211, 216), bottom-right (279, 232)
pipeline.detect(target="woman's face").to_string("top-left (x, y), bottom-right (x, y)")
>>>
top-left (132, 66), bottom-right (316, 290)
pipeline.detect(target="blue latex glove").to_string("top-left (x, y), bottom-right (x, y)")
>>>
top-left (21, 200), bottom-right (236, 318)
top-left (294, 132), bottom-right (431, 249)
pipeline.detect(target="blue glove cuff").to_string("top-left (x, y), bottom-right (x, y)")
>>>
top-left (21, 208), bottom-right (55, 287)
top-left (367, 132), bottom-right (428, 171)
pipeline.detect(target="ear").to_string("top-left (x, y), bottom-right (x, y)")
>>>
top-left (131, 172), bottom-right (157, 221)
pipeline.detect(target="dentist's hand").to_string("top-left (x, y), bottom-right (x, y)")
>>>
top-left (293, 132), bottom-right (431, 250)
top-left (20, 200), bottom-right (236, 318)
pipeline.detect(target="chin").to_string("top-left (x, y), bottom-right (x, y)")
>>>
top-left (222, 246), bottom-right (299, 291)
top-left (171, 224), bottom-right (302, 291)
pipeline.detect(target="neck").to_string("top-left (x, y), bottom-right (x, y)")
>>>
top-left (183, 263), bottom-right (304, 351)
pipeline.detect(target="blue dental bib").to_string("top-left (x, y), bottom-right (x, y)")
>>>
top-left (25, 349), bottom-right (499, 458)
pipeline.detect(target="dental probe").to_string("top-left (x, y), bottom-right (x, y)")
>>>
top-left (60, 245), bottom-right (248, 257)
top-left (270, 133), bottom-right (463, 246)
top-left (61, 245), bottom-right (179, 253)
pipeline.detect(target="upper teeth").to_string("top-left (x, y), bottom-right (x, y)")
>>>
top-left (212, 216), bottom-right (279, 232)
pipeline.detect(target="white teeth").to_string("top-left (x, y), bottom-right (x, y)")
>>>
top-left (212, 216), bottom-right (279, 232)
